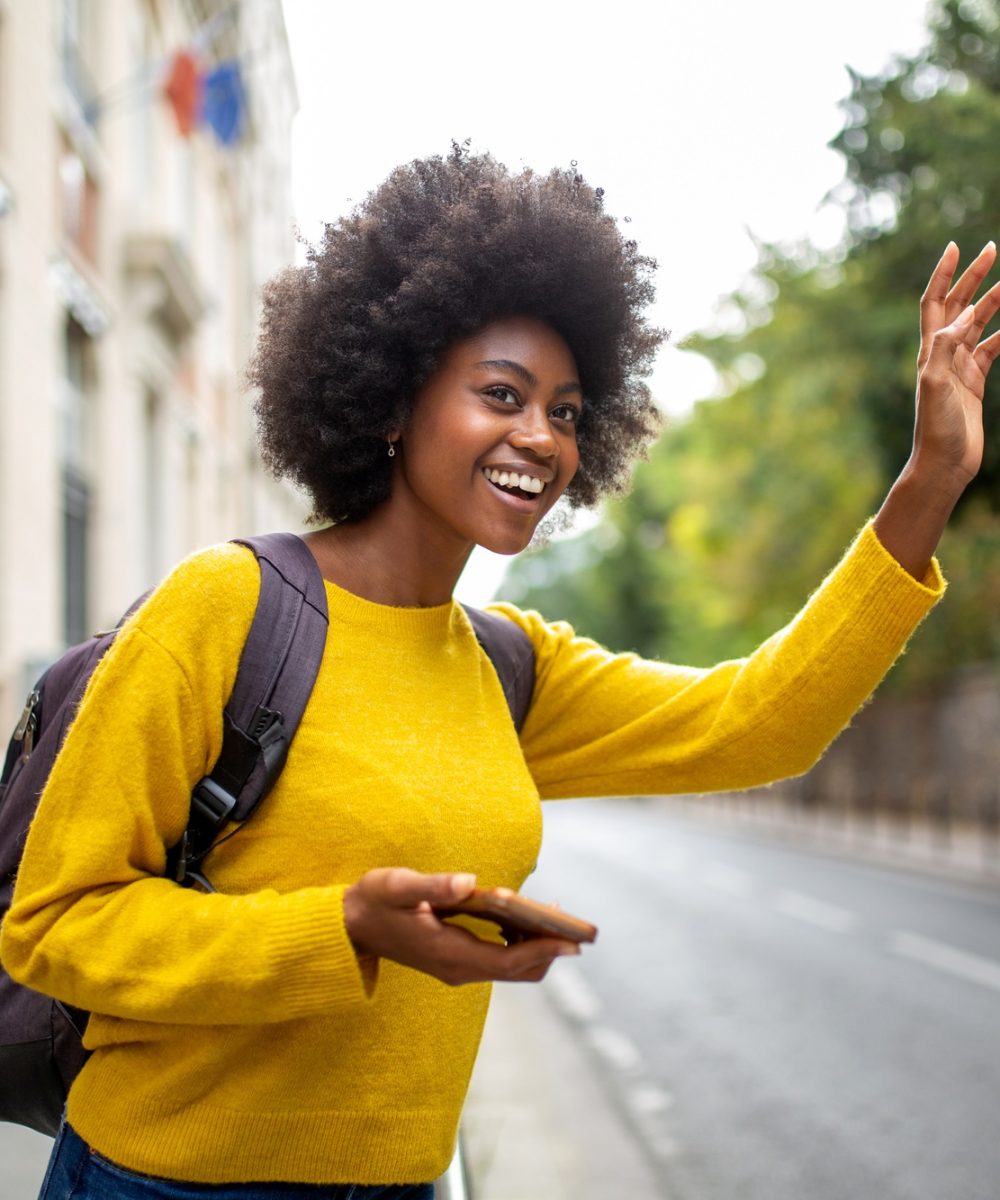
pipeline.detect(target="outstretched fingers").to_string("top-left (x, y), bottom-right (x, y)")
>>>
top-left (948, 241), bottom-right (996, 312)
top-left (432, 922), bottom-right (579, 985)
top-left (482, 934), bottom-right (581, 982)
top-left (921, 242), bottom-right (961, 339)
top-left (922, 242), bottom-right (998, 345)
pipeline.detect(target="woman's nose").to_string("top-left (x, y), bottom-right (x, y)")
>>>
top-left (509, 403), bottom-right (557, 457)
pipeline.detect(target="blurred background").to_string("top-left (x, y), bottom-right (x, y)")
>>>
top-left (0, 0), bottom-right (304, 730)
top-left (1, 2), bottom-right (999, 1198)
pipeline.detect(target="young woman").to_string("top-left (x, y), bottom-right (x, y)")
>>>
top-left (3, 148), bottom-right (998, 1199)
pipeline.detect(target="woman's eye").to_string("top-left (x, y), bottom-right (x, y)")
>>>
top-left (486, 386), bottom-right (520, 406)
top-left (552, 403), bottom-right (581, 424)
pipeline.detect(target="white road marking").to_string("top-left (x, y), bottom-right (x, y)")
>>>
top-left (627, 1082), bottom-right (675, 1115)
top-left (627, 1083), bottom-right (681, 1163)
top-left (702, 861), bottom-right (756, 898)
top-left (543, 959), bottom-right (603, 1022)
top-left (586, 1024), bottom-right (642, 1072)
top-left (889, 931), bottom-right (1000, 995)
top-left (771, 889), bottom-right (858, 934)
top-left (543, 964), bottom-right (684, 1166)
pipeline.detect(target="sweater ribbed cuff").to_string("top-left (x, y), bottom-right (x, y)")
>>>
top-left (265, 886), bottom-right (378, 1018)
top-left (850, 519), bottom-right (945, 623)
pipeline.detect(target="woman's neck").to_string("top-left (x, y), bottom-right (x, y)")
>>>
top-left (303, 517), bottom-right (473, 608)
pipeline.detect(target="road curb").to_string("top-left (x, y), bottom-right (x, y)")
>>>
top-left (462, 975), bottom-right (669, 1199)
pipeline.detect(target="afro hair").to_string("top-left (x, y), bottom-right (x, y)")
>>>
top-left (248, 144), bottom-right (665, 524)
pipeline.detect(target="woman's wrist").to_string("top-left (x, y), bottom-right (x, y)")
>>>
top-left (903, 449), bottom-right (974, 504)
top-left (873, 458), bottom-right (965, 579)
top-left (342, 884), bottom-right (373, 957)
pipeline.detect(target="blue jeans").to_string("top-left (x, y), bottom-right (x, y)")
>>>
top-left (39, 1121), bottom-right (435, 1200)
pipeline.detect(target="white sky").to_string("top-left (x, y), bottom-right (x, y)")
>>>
top-left (281, 0), bottom-right (934, 603)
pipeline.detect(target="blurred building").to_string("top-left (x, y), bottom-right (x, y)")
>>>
top-left (0, 0), bottom-right (304, 727)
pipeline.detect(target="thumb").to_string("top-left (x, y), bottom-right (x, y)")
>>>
top-left (946, 304), bottom-right (977, 344)
top-left (926, 305), bottom-right (977, 372)
top-left (375, 868), bottom-right (477, 908)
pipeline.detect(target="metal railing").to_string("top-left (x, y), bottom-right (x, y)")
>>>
top-left (434, 1135), bottom-right (471, 1200)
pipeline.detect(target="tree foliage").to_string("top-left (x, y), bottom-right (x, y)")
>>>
top-left (504, 0), bottom-right (1000, 686)
top-left (828, 0), bottom-right (1000, 505)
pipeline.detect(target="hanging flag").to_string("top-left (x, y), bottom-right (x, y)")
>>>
top-left (202, 61), bottom-right (247, 147)
top-left (164, 50), bottom-right (202, 137)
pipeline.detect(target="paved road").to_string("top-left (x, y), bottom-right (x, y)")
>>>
top-left (5, 798), bottom-right (999, 1199)
top-left (530, 799), bottom-right (1000, 1200)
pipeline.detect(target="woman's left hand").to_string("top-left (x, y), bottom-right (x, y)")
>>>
top-left (914, 240), bottom-right (1000, 487)
top-left (342, 868), bottom-right (580, 986)
top-left (874, 241), bottom-right (1000, 578)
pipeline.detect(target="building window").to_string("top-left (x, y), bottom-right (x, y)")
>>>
top-left (62, 467), bottom-right (90, 645)
top-left (60, 318), bottom-right (92, 644)
top-left (59, 0), bottom-right (99, 127)
top-left (59, 138), bottom-right (99, 264)
top-left (144, 388), bottom-right (165, 585)
top-left (184, 429), bottom-right (199, 549)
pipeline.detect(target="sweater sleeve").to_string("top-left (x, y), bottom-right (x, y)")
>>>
top-left (491, 522), bottom-right (945, 799)
top-left (0, 545), bottom-right (374, 1025)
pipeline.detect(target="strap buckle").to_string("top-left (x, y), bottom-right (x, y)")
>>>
top-left (190, 776), bottom-right (239, 831)
top-left (172, 778), bottom-right (238, 884)
top-left (171, 710), bottom-right (287, 886)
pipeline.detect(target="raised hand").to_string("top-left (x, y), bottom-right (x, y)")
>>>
top-left (874, 242), bottom-right (1000, 578)
top-left (342, 867), bottom-right (580, 986)
top-left (915, 240), bottom-right (1000, 487)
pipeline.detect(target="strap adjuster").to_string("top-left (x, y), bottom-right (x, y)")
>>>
top-left (190, 776), bottom-right (238, 833)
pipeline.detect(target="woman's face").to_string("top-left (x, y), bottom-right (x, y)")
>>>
top-left (393, 316), bottom-right (582, 557)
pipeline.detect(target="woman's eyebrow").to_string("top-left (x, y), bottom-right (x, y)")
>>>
top-left (474, 359), bottom-right (582, 396)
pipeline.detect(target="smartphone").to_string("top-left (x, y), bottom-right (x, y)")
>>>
top-left (435, 886), bottom-right (598, 944)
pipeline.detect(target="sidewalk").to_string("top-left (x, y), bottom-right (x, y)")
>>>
top-left (0, 1120), bottom-right (51, 1196)
top-left (652, 793), bottom-right (1000, 889)
top-left (462, 975), bottom-right (667, 1200)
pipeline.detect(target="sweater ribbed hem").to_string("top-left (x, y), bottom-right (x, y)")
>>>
top-left (68, 1082), bottom-right (453, 1185)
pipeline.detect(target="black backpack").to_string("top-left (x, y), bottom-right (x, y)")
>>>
top-left (0, 532), bottom-right (534, 1136)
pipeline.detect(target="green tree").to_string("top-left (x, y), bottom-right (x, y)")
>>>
top-left (506, 0), bottom-right (1000, 684)
top-left (828, 0), bottom-right (1000, 508)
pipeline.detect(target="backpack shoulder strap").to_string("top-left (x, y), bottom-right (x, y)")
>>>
top-left (176, 534), bottom-right (329, 881)
top-left (224, 533), bottom-right (329, 778)
top-left (462, 605), bottom-right (535, 733)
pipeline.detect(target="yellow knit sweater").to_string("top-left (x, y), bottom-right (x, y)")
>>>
top-left (1, 523), bottom-right (943, 1184)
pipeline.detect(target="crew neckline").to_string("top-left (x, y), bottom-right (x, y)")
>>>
top-left (322, 574), bottom-right (459, 636)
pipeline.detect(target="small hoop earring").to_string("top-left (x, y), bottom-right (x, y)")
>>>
top-left (387, 439), bottom-right (396, 458)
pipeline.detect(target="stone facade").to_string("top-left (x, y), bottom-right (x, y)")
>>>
top-left (0, 0), bottom-right (305, 728)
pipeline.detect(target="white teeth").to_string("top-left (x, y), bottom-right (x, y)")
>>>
top-left (484, 468), bottom-right (546, 494)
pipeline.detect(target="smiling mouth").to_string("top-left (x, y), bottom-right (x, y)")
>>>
top-left (482, 468), bottom-right (547, 500)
